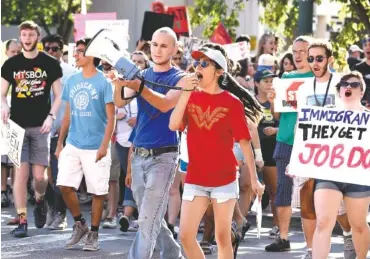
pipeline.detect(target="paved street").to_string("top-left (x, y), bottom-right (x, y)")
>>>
top-left (2, 204), bottom-right (369, 258)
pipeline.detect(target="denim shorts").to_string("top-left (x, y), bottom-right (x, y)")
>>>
top-left (182, 178), bottom-right (239, 203)
top-left (315, 179), bottom-right (370, 198)
top-left (233, 142), bottom-right (244, 162)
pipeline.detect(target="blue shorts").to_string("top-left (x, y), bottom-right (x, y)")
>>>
top-left (315, 180), bottom-right (370, 198)
top-left (273, 142), bottom-right (293, 207)
top-left (179, 159), bottom-right (188, 173)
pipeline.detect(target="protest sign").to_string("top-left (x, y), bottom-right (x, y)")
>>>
top-left (1, 120), bottom-right (25, 168)
top-left (167, 6), bottom-right (191, 35)
top-left (223, 42), bottom-right (250, 61)
top-left (179, 36), bottom-right (208, 60)
top-left (141, 11), bottom-right (175, 41)
top-left (273, 78), bottom-right (310, 112)
top-left (85, 20), bottom-right (129, 49)
top-left (73, 12), bottom-right (117, 41)
top-left (289, 106), bottom-right (370, 186)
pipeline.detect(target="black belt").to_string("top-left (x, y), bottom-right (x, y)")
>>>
top-left (134, 146), bottom-right (178, 158)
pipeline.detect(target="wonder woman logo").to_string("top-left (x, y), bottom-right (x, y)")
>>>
top-left (188, 104), bottom-right (228, 130)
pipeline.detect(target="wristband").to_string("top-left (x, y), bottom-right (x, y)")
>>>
top-left (254, 149), bottom-right (263, 161)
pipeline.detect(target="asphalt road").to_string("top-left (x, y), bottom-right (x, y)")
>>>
top-left (1, 205), bottom-right (369, 259)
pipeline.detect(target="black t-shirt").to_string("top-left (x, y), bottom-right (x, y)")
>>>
top-left (354, 61), bottom-right (370, 104)
top-left (257, 100), bottom-right (279, 141)
top-left (1, 52), bottom-right (63, 127)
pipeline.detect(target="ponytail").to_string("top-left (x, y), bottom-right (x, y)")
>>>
top-left (218, 73), bottom-right (263, 124)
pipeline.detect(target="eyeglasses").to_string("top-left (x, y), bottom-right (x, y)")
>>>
top-left (307, 55), bottom-right (326, 63)
top-left (44, 46), bottom-right (61, 52)
top-left (340, 81), bottom-right (361, 88)
top-left (193, 60), bottom-right (214, 68)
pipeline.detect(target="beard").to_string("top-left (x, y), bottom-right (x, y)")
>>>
top-left (21, 41), bottom-right (38, 52)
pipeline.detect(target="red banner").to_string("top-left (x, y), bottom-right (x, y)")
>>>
top-left (210, 22), bottom-right (232, 45)
top-left (167, 6), bottom-right (190, 34)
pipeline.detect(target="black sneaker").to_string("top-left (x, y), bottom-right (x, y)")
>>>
top-left (241, 220), bottom-right (251, 241)
top-left (33, 199), bottom-right (47, 228)
top-left (265, 237), bottom-right (291, 252)
top-left (11, 222), bottom-right (28, 238)
top-left (118, 214), bottom-right (130, 232)
top-left (1, 192), bottom-right (10, 208)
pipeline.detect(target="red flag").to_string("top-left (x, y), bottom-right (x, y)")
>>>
top-left (210, 22), bottom-right (232, 45)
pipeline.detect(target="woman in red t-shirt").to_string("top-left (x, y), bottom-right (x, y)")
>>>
top-left (169, 43), bottom-right (265, 259)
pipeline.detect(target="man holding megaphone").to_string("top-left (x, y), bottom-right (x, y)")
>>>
top-left (111, 27), bottom-right (188, 259)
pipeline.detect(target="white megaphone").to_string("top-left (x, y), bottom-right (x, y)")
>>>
top-left (84, 29), bottom-right (140, 80)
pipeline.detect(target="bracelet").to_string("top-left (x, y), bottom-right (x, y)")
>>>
top-left (254, 149), bottom-right (263, 161)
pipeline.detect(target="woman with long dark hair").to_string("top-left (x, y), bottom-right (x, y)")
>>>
top-left (169, 43), bottom-right (264, 258)
top-left (278, 52), bottom-right (296, 78)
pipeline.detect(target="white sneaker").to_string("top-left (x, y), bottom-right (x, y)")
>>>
top-left (102, 217), bottom-right (117, 229)
top-left (301, 250), bottom-right (312, 259)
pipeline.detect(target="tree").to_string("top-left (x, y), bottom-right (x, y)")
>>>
top-left (190, 0), bottom-right (369, 68)
top-left (258, 0), bottom-right (370, 68)
top-left (189, 0), bottom-right (245, 40)
top-left (1, 0), bottom-right (91, 43)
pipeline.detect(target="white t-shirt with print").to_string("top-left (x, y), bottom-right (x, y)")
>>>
top-left (298, 73), bottom-right (343, 108)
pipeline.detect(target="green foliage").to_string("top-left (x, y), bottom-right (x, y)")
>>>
top-left (190, 0), bottom-right (369, 69)
top-left (189, 0), bottom-right (245, 40)
top-left (259, 0), bottom-right (370, 69)
top-left (1, 0), bottom-right (91, 42)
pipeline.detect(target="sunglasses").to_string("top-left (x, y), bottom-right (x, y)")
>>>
top-left (340, 81), bottom-right (361, 88)
top-left (193, 60), bottom-right (214, 68)
top-left (173, 57), bottom-right (182, 61)
top-left (44, 46), bottom-right (61, 52)
top-left (361, 38), bottom-right (370, 44)
top-left (307, 55), bottom-right (326, 63)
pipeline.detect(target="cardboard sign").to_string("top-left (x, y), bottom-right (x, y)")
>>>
top-left (141, 11), bottom-right (175, 41)
top-left (73, 12), bottom-right (117, 41)
top-left (223, 42), bottom-right (250, 61)
top-left (1, 120), bottom-right (25, 168)
top-left (289, 106), bottom-right (370, 186)
top-left (167, 6), bottom-right (191, 35)
top-left (273, 78), bottom-right (310, 112)
top-left (179, 36), bottom-right (208, 60)
top-left (85, 20), bottom-right (129, 49)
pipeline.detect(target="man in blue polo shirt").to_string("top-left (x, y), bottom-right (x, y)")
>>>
top-left (114, 27), bottom-right (186, 259)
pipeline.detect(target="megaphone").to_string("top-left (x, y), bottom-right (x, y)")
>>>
top-left (85, 29), bottom-right (140, 80)
top-left (85, 29), bottom-right (194, 100)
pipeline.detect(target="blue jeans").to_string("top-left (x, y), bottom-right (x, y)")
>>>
top-left (128, 151), bottom-right (182, 259)
top-left (115, 142), bottom-right (136, 208)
